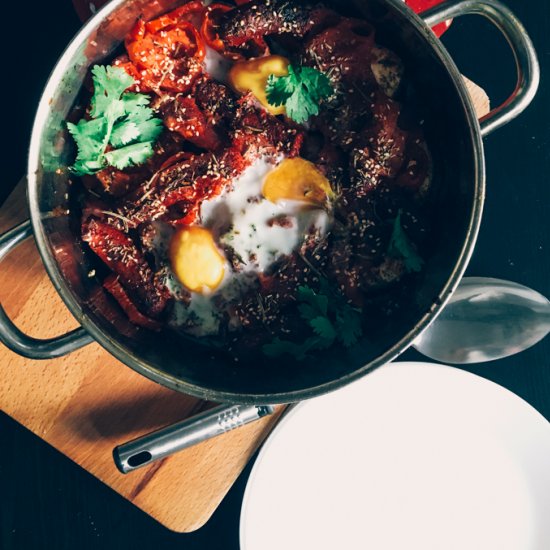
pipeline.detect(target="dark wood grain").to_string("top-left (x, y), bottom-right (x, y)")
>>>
top-left (0, 1), bottom-right (548, 549)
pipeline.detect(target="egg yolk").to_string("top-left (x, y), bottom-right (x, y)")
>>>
top-left (228, 55), bottom-right (289, 115)
top-left (263, 158), bottom-right (334, 206)
top-left (170, 227), bottom-right (226, 294)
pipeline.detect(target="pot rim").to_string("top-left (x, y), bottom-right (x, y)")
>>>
top-left (26, 0), bottom-right (485, 404)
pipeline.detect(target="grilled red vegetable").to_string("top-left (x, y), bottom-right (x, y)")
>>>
top-left (82, 219), bottom-right (169, 318)
top-left (201, 3), bottom-right (233, 52)
top-left (217, 0), bottom-right (333, 56)
top-left (164, 95), bottom-right (223, 150)
top-left (145, 1), bottom-right (205, 33)
top-left (125, 9), bottom-right (205, 93)
top-left (72, 0), bottom-right (451, 36)
top-left (103, 274), bottom-right (163, 330)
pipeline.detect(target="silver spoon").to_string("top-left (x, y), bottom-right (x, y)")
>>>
top-left (114, 276), bottom-right (550, 473)
top-left (413, 277), bottom-right (550, 364)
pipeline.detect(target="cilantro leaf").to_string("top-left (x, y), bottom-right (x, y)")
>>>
top-left (300, 66), bottom-right (334, 102)
top-left (122, 92), bottom-right (151, 113)
top-left (90, 65), bottom-right (134, 118)
top-left (67, 118), bottom-right (108, 175)
top-left (389, 210), bottom-right (425, 273)
top-left (132, 113), bottom-right (164, 143)
top-left (285, 90), bottom-right (319, 124)
top-left (297, 285), bottom-right (328, 317)
top-left (309, 316), bottom-right (337, 346)
top-left (263, 280), bottom-right (364, 359)
top-left (110, 121), bottom-right (140, 147)
top-left (128, 104), bottom-right (156, 123)
top-left (265, 73), bottom-right (294, 107)
top-left (265, 64), bottom-right (334, 124)
top-left (68, 65), bottom-right (163, 174)
top-left (67, 118), bottom-right (106, 159)
top-left (110, 106), bottom-right (162, 149)
top-left (104, 142), bottom-right (155, 170)
top-left (71, 157), bottom-right (106, 176)
top-left (263, 337), bottom-right (319, 361)
top-left (335, 307), bottom-right (362, 348)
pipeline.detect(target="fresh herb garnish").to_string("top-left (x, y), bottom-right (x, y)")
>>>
top-left (389, 210), bottom-right (424, 273)
top-left (265, 64), bottom-right (334, 124)
top-left (263, 280), bottom-right (363, 360)
top-left (67, 65), bottom-right (163, 176)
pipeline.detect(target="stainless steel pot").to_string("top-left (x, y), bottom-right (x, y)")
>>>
top-left (0, 0), bottom-right (539, 411)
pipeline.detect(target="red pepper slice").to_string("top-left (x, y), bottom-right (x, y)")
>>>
top-left (83, 219), bottom-right (169, 318)
top-left (103, 274), bottom-right (162, 331)
top-left (112, 54), bottom-right (153, 93)
top-left (158, 151), bottom-right (195, 172)
top-left (164, 96), bottom-right (222, 150)
top-left (145, 1), bottom-right (205, 34)
top-left (201, 3), bottom-right (233, 52)
top-left (125, 9), bottom-right (206, 93)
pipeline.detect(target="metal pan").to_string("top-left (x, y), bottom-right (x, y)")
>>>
top-left (0, 0), bottom-right (540, 468)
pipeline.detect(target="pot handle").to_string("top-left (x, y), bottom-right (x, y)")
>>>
top-left (0, 220), bottom-right (93, 359)
top-left (420, 0), bottom-right (540, 137)
top-left (113, 404), bottom-right (275, 473)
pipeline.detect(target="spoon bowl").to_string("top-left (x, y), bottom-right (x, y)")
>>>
top-left (413, 277), bottom-right (550, 364)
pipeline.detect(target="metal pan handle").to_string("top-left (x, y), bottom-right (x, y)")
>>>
top-left (0, 219), bottom-right (93, 359)
top-left (113, 404), bottom-right (275, 474)
top-left (421, 0), bottom-right (540, 137)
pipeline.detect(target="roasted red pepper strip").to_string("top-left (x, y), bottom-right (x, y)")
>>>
top-left (125, 10), bottom-right (205, 93)
top-left (103, 274), bottom-right (163, 331)
top-left (112, 54), bottom-right (153, 93)
top-left (82, 219), bottom-right (169, 318)
top-left (164, 96), bottom-right (222, 150)
top-left (127, 17), bottom-right (146, 43)
top-left (145, 1), bottom-right (205, 33)
top-left (201, 3), bottom-right (233, 52)
top-left (158, 151), bottom-right (195, 172)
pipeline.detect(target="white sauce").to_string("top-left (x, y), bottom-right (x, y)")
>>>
top-left (163, 155), bottom-right (331, 337)
top-left (204, 46), bottom-right (233, 83)
top-left (201, 155), bottom-right (329, 272)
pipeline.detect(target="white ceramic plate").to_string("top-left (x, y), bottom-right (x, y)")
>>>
top-left (240, 362), bottom-right (550, 550)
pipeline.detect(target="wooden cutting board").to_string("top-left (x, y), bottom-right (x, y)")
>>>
top-left (0, 77), bottom-right (489, 533)
top-left (0, 184), bottom-right (285, 533)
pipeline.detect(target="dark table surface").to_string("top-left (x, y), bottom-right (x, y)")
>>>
top-left (1, 1), bottom-right (549, 549)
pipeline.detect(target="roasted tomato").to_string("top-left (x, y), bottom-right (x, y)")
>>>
top-left (125, 8), bottom-right (206, 93)
top-left (164, 95), bottom-right (222, 150)
top-left (201, 3), bottom-right (232, 52)
top-left (111, 55), bottom-right (152, 93)
top-left (103, 274), bottom-right (163, 331)
top-left (145, 1), bottom-right (205, 33)
top-left (82, 219), bottom-right (170, 318)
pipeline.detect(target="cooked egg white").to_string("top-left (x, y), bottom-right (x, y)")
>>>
top-left (165, 154), bottom-right (332, 337)
top-left (202, 155), bottom-right (330, 272)
top-left (204, 45), bottom-right (233, 83)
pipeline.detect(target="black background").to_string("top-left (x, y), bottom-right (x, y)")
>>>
top-left (0, 1), bottom-right (549, 549)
